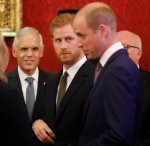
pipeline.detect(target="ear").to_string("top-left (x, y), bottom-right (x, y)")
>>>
top-left (98, 24), bottom-right (107, 37)
top-left (12, 48), bottom-right (17, 57)
top-left (40, 49), bottom-right (44, 58)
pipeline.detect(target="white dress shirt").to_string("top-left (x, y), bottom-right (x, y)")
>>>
top-left (18, 66), bottom-right (39, 103)
top-left (56, 56), bottom-right (87, 103)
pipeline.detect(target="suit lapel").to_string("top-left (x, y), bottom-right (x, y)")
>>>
top-left (32, 69), bottom-right (49, 120)
top-left (82, 49), bottom-right (128, 126)
top-left (44, 72), bottom-right (61, 125)
top-left (54, 60), bottom-right (92, 124)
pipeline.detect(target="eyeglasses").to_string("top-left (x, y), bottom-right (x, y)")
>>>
top-left (57, 8), bottom-right (80, 15)
top-left (123, 44), bottom-right (140, 50)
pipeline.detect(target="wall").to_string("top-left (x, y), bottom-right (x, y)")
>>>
top-left (5, 0), bottom-right (150, 73)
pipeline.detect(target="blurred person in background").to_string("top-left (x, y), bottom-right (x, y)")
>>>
top-left (117, 30), bottom-right (150, 146)
top-left (117, 30), bottom-right (142, 67)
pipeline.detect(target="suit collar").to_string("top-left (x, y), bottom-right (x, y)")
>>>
top-left (100, 42), bottom-right (124, 67)
top-left (54, 60), bottom-right (94, 123)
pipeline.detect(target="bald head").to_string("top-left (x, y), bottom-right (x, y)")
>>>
top-left (117, 30), bottom-right (142, 65)
top-left (78, 2), bottom-right (110, 15)
top-left (117, 30), bottom-right (142, 50)
top-left (73, 2), bottom-right (116, 32)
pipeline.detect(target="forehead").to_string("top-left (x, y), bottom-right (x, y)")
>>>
top-left (73, 15), bottom-right (87, 32)
top-left (18, 33), bottom-right (40, 46)
top-left (53, 24), bottom-right (76, 38)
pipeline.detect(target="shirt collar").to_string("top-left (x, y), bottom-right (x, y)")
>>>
top-left (100, 42), bottom-right (123, 67)
top-left (18, 66), bottom-right (39, 82)
top-left (63, 56), bottom-right (87, 79)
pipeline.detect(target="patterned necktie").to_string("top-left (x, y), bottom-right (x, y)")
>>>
top-left (94, 62), bottom-right (102, 84)
top-left (56, 71), bottom-right (68, 111)
top-left (25, 77), bottom-right (35, 120)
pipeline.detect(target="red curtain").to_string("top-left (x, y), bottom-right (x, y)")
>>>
top-left (5, 0), bottom-right (150, 73)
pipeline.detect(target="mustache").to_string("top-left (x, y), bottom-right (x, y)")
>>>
top-left (59, 50), bottom-right (71, 55)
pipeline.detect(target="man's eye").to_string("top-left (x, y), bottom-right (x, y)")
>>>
top-left (55, 39), bottom-right (61, 43)
top-left (32, 47), bottom-right (39, 51)
top-left (76, 33), bottom-right (85, 39)
top-left (66, 37), bottom-right (73, 42)
top-left (20, 47), bottom-right (28, 51)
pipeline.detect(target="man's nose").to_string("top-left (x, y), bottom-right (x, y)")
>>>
top-left (60, 40), bottom-right (68, 50)
top-left (26, 49), bottom-right (33, 55)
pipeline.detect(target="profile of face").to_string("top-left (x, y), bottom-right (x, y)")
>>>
top-left (73, 16), bottom-right (101, 60)
top-left (12, 33), bottom-right (43, 75)
top-left (52, 24), bottom-right (83, 66)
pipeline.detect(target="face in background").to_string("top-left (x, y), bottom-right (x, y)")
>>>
top-left (52, 23), bottom-right (84, 69)
top-left (12, 32), bottom-right (43, 75)
top-left (117, 30), bottom-right (142, 65)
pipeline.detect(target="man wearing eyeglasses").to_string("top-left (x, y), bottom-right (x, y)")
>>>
top-left (117, 30), bottom-right (142, 67)
top-left (118, 30), bottom-right (150, 146)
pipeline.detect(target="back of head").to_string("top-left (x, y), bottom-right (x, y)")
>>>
top-left (117, 30), bottom-right (142, 50)
top-left (0, 32), bottom-right (9, 81)
top-left (13, 27), bottom-right (44, 49)
top-left (50, 13), bottom-right (75, 37)
top-left (75, 2), bottom-right (117, 33)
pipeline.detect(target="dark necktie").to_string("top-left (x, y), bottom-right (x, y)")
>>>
top-left (56, 71), bottom-right (68, 111)
top-left (25, 77), bottom-right (35, 120)
top-left (94, 62), bottom-right (102, 84)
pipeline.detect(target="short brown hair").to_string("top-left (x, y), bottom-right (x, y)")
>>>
top-left (50, 13), bottom-right (75, 37)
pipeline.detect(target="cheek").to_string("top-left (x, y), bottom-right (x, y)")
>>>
top-left (54, 47), bottom-right (60, 55)
top-left (72, 41), bottom-right (79, 48)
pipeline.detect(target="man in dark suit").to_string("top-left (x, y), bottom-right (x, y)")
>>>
top-left (32, 13), bottom-right (95, 146)
top-left (72, 2), bottom-right (143, 146)
top-left (6, 27), bottom-right (52, 123)
top-left (117, 30), bottom-right (150, 146)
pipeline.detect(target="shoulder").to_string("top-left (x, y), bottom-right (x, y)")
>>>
top-left (38, 68), bottom-right (54, 80)
top-left (5, 68), bottom-right (18, 78)
top-left (0, 80), bottom-right (20, 101)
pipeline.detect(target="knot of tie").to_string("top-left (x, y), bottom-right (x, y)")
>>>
top-left (62, 71), bottom-right (68, 81)
top-left (26, 77), bottom-right (34, 84)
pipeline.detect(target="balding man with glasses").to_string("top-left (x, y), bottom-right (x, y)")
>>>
top-left (117, 30), bottom-right (150, 146)
top-left (117, 30), bottom-right (142, 67)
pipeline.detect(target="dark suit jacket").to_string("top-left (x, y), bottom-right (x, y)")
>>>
top-left (138, 68), bottom-right (150, 146)
top-left (42, 60), bottom-right (95, 146)
top-left (6, 67), bottom-right (52, 123)
top-left (0, 80), bottom-right (36, 146)
top-left (78, 49), bottom-right (143, 146)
